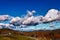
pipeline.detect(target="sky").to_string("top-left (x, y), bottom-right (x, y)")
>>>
top-left (0, 0), bottom-right (60, 31)
top-left (0, 0), bottom-right (60, 16)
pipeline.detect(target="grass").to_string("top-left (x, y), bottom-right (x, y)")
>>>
top-left (0, 35), bottom-right (35, 40)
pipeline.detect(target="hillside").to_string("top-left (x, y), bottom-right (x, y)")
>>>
top-left (0, 28), bottom-right (60, 40)
top-left (0, 28), bottom-right (35, 40)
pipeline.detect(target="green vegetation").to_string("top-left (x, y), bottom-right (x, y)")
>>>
top-left (0, 35), bottom-right (35, 40)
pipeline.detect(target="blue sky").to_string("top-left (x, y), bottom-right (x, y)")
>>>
top-left (0, 0), bottom-right (60, 16)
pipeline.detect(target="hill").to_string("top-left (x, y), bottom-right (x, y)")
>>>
top-left (0, 28), bottom-right (60, 40)
top-left (0, 28), bottom-right (35, 40)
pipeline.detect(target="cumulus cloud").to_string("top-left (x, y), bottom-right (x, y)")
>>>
top-left (0, 15), bottom-right (10, 21)
top-left (0, 9), bottom-right (60, 30)
top-left (0, 23), bottom-right (14, 29)
top-left (10, 17), bottom-right (21, 23)
top-left (44, 9), bottom-right (59, 22)
top-left (25, 10), bottom-right (36, 18)
top-left (9, 9), bottom-right (60, 26)
top-left (22, 16), bottom-right (44, 25)
top-left (22, 10), bottom-right (45, 25)
top-left (56, 11), bottom-right (60, 20)
top-left (10, 17), bottom-right (22, 26)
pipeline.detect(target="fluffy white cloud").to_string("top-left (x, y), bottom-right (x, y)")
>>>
top-left (26, 10), bottom-right (36, 18)
top-left (10, 17), bottom-right (23, 26)
top-left (22, 10), bottom-right (38, 25)
top-left (10, 17), bottom-right (22, 23)
top-left (23, 9), bottom-right (60, 25)
top-left (0, 9), bottom-right (60, 31)
top-left (22, 16), bottom-right (44, 25)
top-left (9, 9), bottom-right (60, 26)
top-left (56, 11), bottom-right (60, 20)
top-left (0, 23), bottom-right (14, 29)
top-left (0, 15), bottom-right (10, 21)
top-left (0, 9), bottom-right (60, 29)
top-left (22, 16), bottom-right (34, 25)
top-left (44, 9), bottom-right (59, 22)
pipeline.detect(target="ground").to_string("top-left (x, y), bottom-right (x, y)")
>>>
top-left (0, 28), bottom-right (60, 40)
